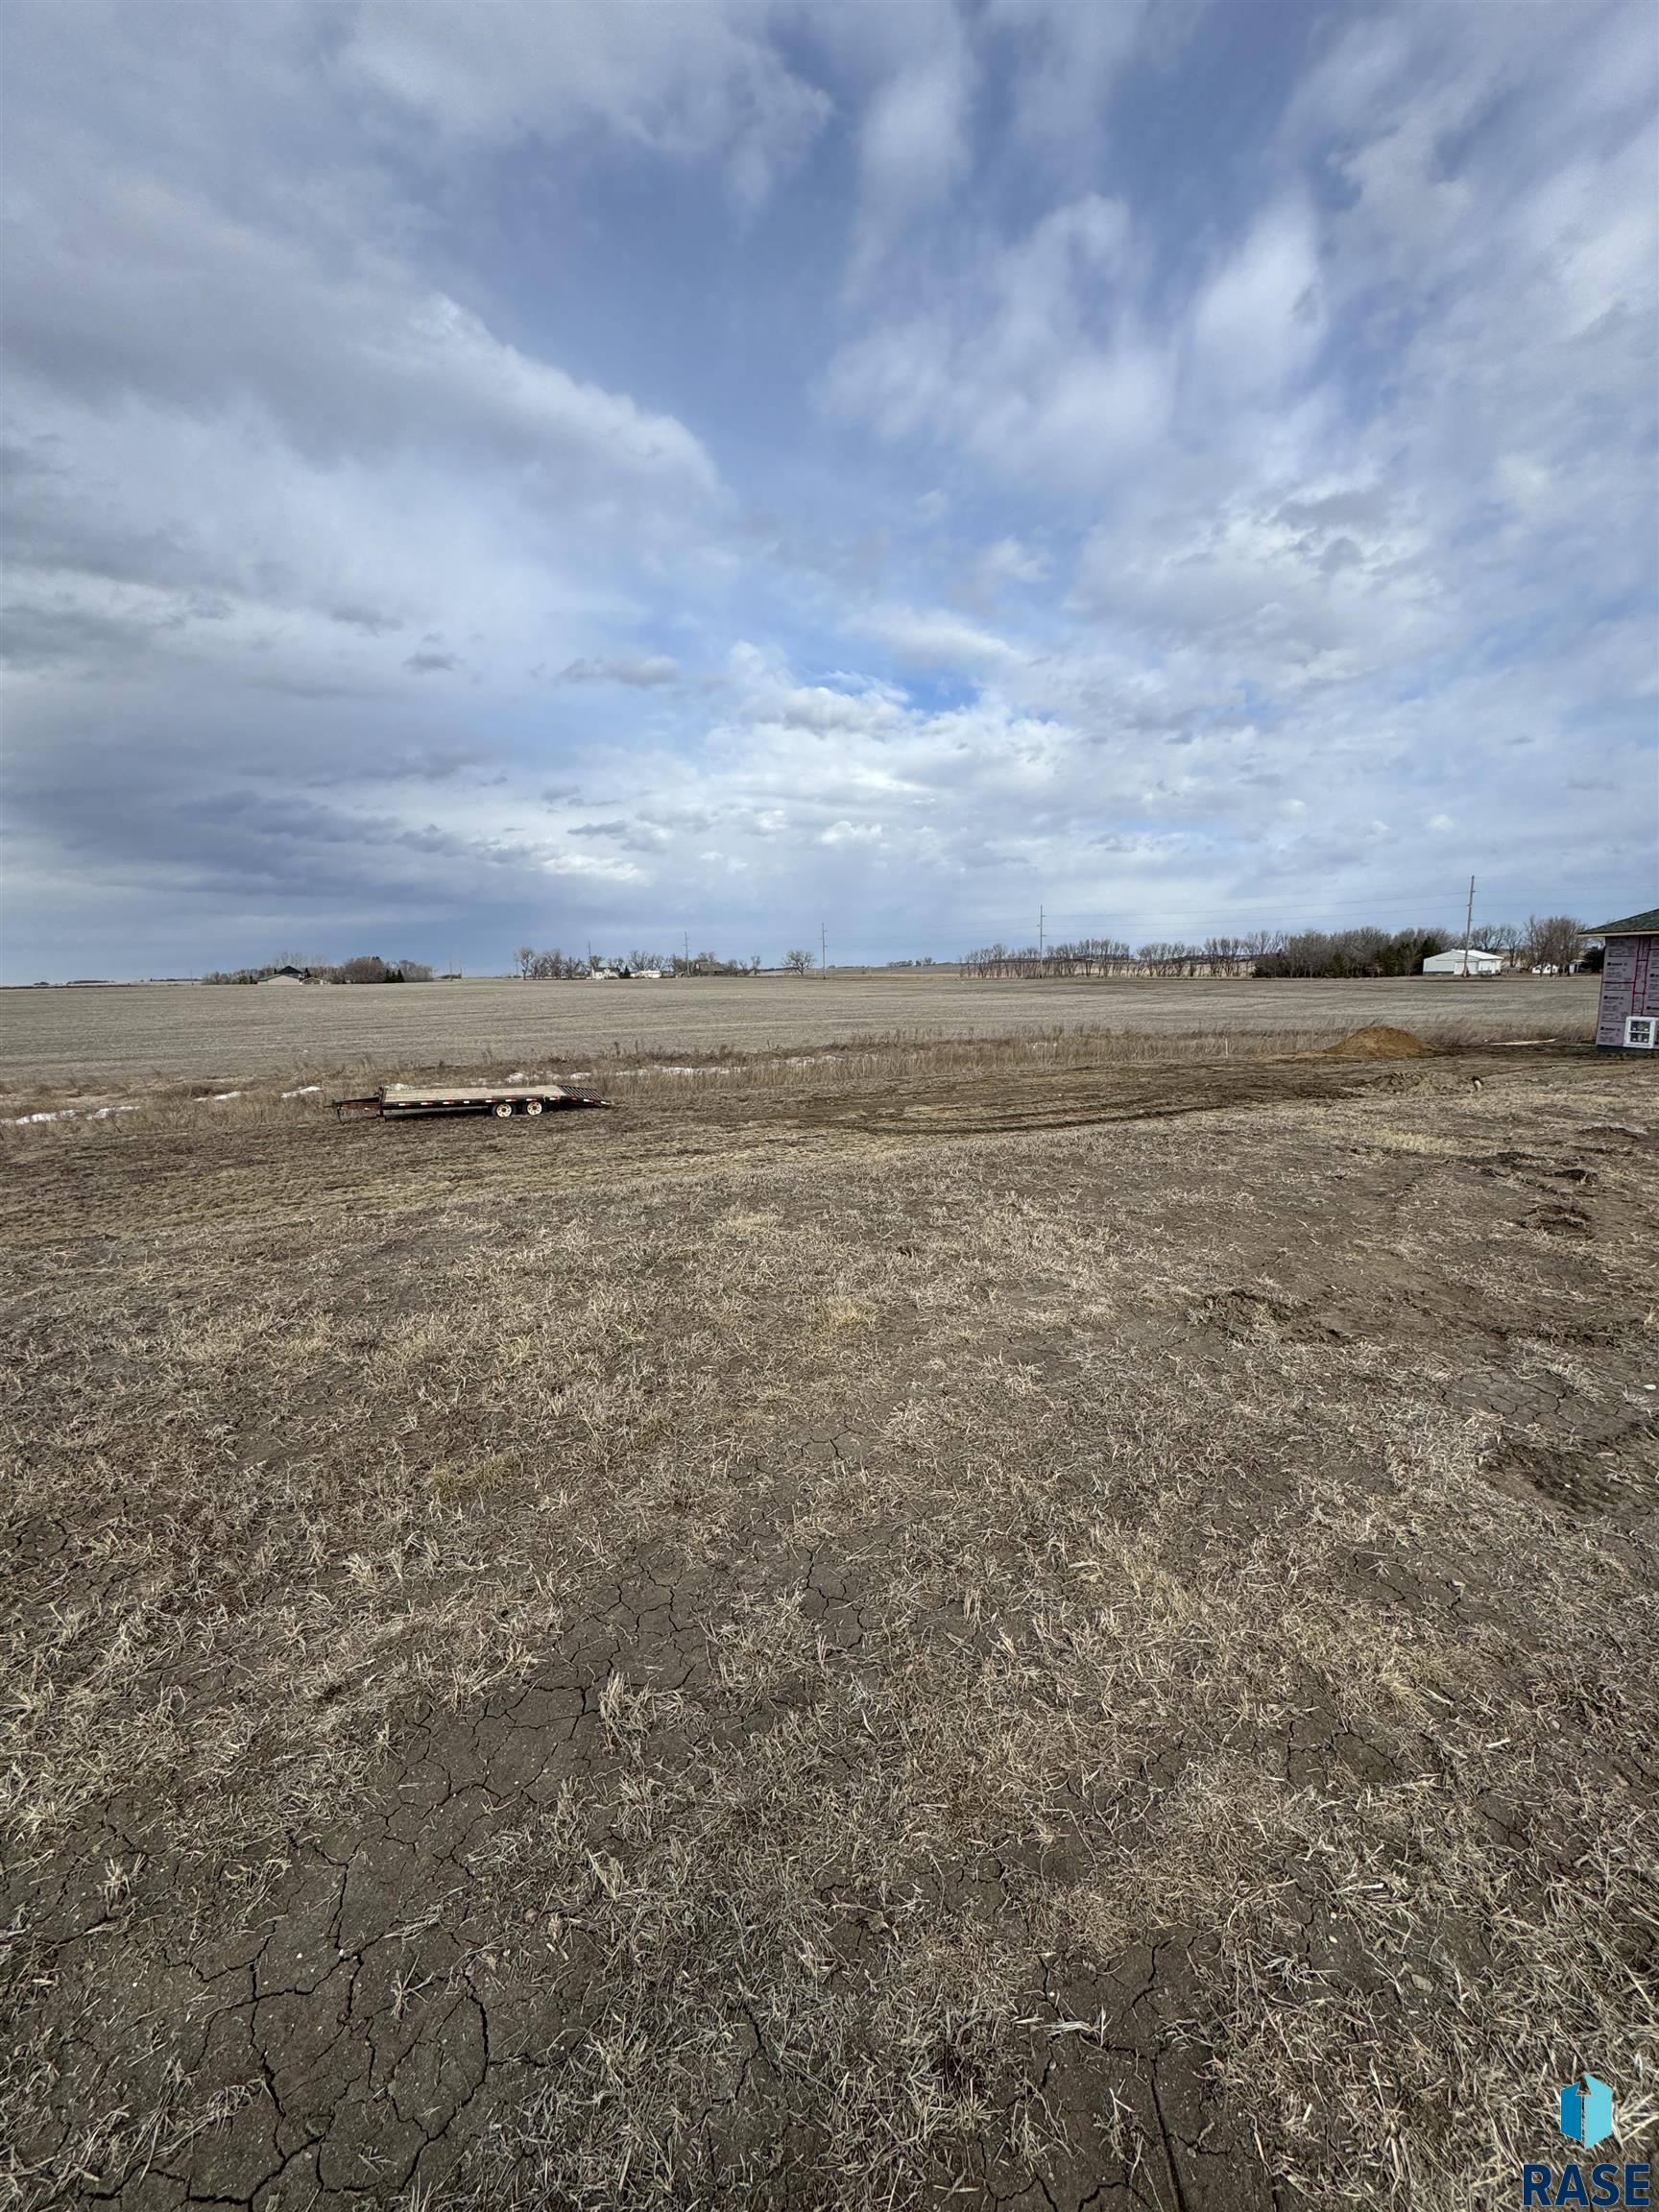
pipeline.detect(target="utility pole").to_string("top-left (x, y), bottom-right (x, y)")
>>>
top-left (1039, 903), bottom-right (1045, 968)
top-left (683, 930), bottom-right (689, 971)
top-left (820, 920), bottom-right (827, 977)
top-left (1461, 875), bottom-right (1475, 977)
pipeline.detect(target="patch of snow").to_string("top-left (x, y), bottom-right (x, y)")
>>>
top-left (205, 1091), bottom-right (243, 1101)
top-left (506, 1070), bottom-right (527, 1082)
top-left (280, 1085), bottom-right (322, 1098)
top-left (88, 1104), bottom-right (140, 1118)
top-left (12, 1108), bottom-right (77, 1123)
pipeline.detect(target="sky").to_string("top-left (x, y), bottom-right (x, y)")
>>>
top-left (2, 0), bottom-right (1655, 979)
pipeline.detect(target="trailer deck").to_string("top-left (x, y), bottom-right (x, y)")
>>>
top-left (335, 1081), bottom-right (611, 1122)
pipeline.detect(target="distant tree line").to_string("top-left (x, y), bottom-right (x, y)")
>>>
top-left (684, 950), bottom-right (761, 976)
top-left (332, 955), bottom-right (433, 984)
top-left (1256, 914), bottom-right (1592, 975)
top-left (1253, 927), bottom-right (1449, 977)
top-left (203, 955), bottom-right (433, 984)
top-left (961, 914), bottom-right (1592, 980)
top-left (514, 946), bottom-right (589, 979)
top-left (514, 947), bottom-right (762, 977)
top-left (963, 938), bottom-right (1144, 978)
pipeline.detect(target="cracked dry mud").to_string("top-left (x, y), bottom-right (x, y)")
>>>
top-left (4, 1044), bottom-right (1657, 2210)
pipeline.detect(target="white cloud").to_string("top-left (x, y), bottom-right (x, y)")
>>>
top-left (2, 0), bottom-right (1651, 975)
top-left (985, 0), bottom-right (1157, 156)
top-left (1, 68), bottom-right (722, 720)
top-left (859, 44), bottom-right (975, 223)
top-left (1188, 199), bottom-right (1325, 401)
top-left (341, 1), bottom-right (831, 207)
top-left (1073, 488), bottom-right (1440, 690)
top-left (7, 168), bottom-right (717, 497)
top-left (823, 193), bottom-right (1168, 490)
top-left (859, 604), bottom-right (1022, 670)
top-left (724, 644), bottom-right (909, 734)
top-left (974, 536), bottom-right (1049, 599)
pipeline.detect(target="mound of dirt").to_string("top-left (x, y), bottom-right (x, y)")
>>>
top-left (1324, 1024), bottom-right (1434, 1060)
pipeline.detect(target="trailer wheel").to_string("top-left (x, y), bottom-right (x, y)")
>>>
top-left (522, 1097), bottom-right (543, 1116)
top-left (493, 1100), bottom-right (515, 1118)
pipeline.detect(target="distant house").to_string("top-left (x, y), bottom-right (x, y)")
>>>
top-left (1590, 905), bottom-right (1659, 1050)
top-left (258, 966), bottom-right (307, 985)
top-left (1422, 948), bottom-right (1503, 976)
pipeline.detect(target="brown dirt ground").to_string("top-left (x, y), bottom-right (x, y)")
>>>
top-left (1320, 1026), bottom-right (1434, 1059)
top-left (2, 1037), bottom-right (1655, 2210)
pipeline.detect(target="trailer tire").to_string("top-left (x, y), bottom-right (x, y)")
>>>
top-left (522, 1097), bottom-right (543, 1116)
top-left (493, 1100), bottom-right (515, 1118)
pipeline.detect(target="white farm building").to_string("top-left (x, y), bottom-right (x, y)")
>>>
top-left (1422, 948), bottom-right (1503, 976)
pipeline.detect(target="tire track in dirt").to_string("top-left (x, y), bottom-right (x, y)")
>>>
top-left (2, 1047), bottom-right (1598, 1248)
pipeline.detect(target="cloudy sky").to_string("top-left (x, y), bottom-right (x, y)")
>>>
top-left (2, 1), bottom-right (1654, 978)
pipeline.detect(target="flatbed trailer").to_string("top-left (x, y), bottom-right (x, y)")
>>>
top-left (334, 1082), bottom-right (611, 1123)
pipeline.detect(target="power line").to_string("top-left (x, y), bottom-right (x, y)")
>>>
top-left (998, 892), bottom-right (1477, 921)
top-left (963, 884), bottom-right (1533, 933)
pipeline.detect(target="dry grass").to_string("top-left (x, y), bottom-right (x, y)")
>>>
top-left (0, 969), bottom-right (1598, 1093)
top-left (1, 1027), bottom-right (1653, 2210)
top-left (475, 1388), bottom-right (1657, 2201)
top-left (0, 1005), bottom-right (1592, 1138)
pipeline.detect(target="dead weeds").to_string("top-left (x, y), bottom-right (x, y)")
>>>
top-left (1, 1041), bottom-right (1654, 2210)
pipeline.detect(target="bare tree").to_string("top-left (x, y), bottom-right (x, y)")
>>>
top-left (783, 948), bottom-right (815, 974)
top-left (1481, 922), bottom-right (1524, 969)
top-left (1525, 914), bottom-right (1585, 971)
top-left (1203, 935), bottom-right (1252, 977)
top-left (515, 945), bottom-right (536, 979)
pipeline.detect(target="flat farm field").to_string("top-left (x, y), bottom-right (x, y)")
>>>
top-left (3, 1006), bottom-right (1655, 2212)
top-left (1, 970), bottom-right (1598, 1091)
